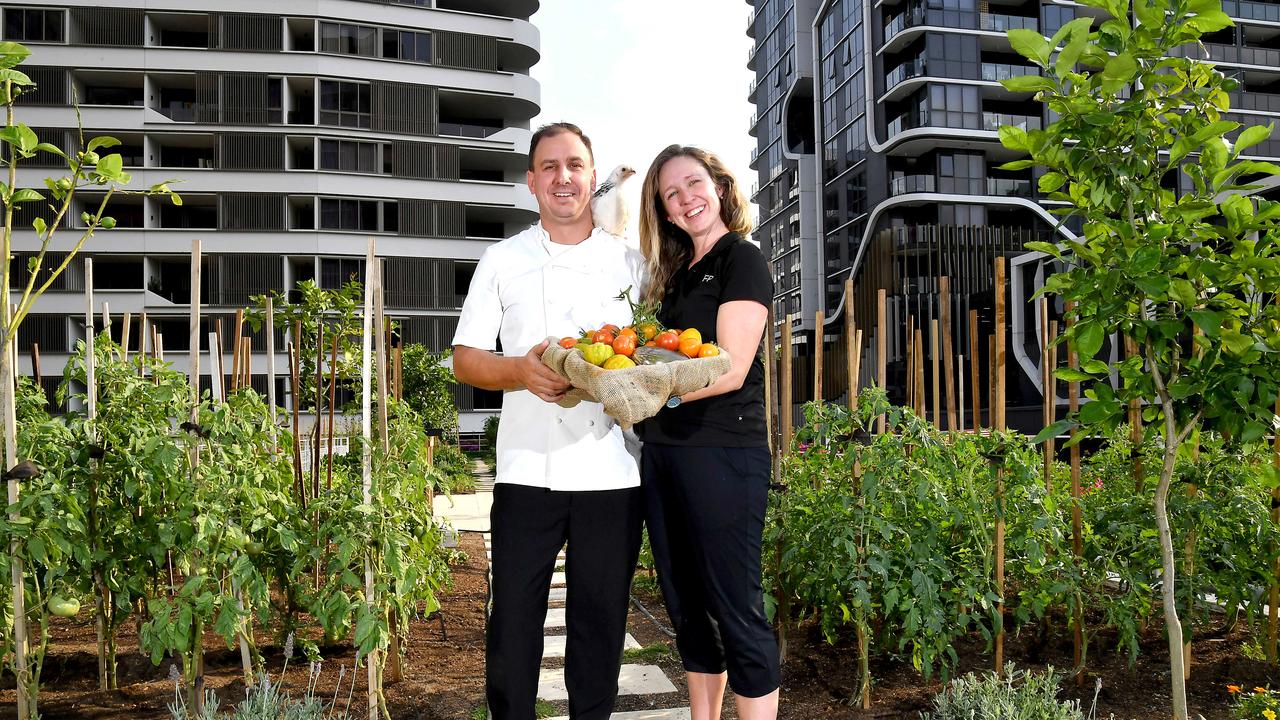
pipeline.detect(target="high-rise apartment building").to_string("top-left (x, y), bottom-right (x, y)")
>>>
top-left (749, 0), bottom-right (1280, 429)
top-left (2, 0), bottom-right (540, 432)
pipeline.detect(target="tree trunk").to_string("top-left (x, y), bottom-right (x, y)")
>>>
top-left (1155, 422), bottom-right (1188, 720)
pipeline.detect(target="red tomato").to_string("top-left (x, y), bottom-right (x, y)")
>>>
top-left (559, 337), bottom-right (577, 349)
top-left (592, 329), bottom-right (616, 345)
top-left (655, 331), bottom-right (680, 351)
top-left (612, 334), bottom-right (637, 357)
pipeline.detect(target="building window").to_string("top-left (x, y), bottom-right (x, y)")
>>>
top-left (318, 80), bottom-right (371, 129)
top-left (319, 139), bottom-right (381, 174)
top-left (4, 8), bottom-right (64, 43)
top-left (383, 29), bottom-right (430, 62)
top-left (319, 198), bottom-right (397, 232)
top-left (319, 22), bottom-right (378, 57)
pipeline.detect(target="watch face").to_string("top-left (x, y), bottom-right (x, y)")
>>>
top-left (666, 395), bottom-right (682, 409)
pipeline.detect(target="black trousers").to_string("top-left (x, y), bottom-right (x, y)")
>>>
top-left (642, 444), bottom-right (781, 699)
top-left (486, 483), bottom-right (643, 720)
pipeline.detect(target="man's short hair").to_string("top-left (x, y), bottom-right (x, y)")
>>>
top-left (528, 122), bottom-right (594, 171)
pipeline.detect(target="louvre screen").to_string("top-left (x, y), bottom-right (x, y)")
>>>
top-left (18, 66), bottom-right (67, 106)
top-left (220, 133), bottom-right (285, 170)
top-left (221, 193), bottom-right (287, 231)
top-left (70, 7), bottom-right (143, 46)
top-left (433, 31), bottom-right (499, 72)
top-left (372, 82), bottom-right (437, 136)
top-left (218, 13), bottom-right (282, 51)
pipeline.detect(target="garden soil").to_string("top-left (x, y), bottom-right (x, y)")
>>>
top-left (4, 529), bottom-right (1278, 719)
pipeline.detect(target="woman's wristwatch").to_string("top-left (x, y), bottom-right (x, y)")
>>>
top-left (665, 395), bottom-right (682, 409)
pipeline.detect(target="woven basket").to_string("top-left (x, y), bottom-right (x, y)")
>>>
top-left (540, 337), bottom-right (731, 427)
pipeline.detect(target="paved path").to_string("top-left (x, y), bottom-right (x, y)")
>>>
top-left (437, 485), bottom-right (689, 719)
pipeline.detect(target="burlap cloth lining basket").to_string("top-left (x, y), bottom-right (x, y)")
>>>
top-left (540, 336), bottom-right (732, 427)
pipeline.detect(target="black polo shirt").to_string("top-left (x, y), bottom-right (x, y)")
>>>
top-left (638, 232), bottom-right (773, 447)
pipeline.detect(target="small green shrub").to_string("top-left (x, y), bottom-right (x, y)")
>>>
top-left (920, 665), bottom-right (1093, 720)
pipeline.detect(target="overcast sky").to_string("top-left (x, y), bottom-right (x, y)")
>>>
top-left (528, 0), bottom-right (758, 236)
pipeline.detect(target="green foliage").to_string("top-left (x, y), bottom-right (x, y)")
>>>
top-left (768, 389), bottom-right (1073, 688)
top-left (919, 664), bottom-right (1094, 720)
top-left (432, 441), bottom-right (476, 495)
top-left (400, 344), bottom-right (458, 435)
top-left (246, 281), bottom-right (364, 408)
top-left (482, 414), bottom-right (499, 466)
top-left (1228, 685), bottom-right (1280, 720)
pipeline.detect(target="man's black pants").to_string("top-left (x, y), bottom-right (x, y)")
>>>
top-left (486, 483), bottom-right (643, 720)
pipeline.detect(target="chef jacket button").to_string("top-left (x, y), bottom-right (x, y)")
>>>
top-left (587, 420), bottom-right (595, 427)
top-left (556, 417), bottom-right (563, 424)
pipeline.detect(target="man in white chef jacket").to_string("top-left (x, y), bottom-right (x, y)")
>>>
top-left (452, 122), bottom-right (644, 720)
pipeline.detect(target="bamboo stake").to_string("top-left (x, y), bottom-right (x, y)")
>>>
top-left (242, 337), bottom-right (251, 389)
top-left (1269, 391), bottom-right (1280, 664)
top-left (120, 311), bottom-right (131, 362)
top-left (138, 312), bottom-right (147, 376)
top-left (360, 238), bottom-right (380, 720)
top-left (394, 343), bottom-right (403, 401)
top-left (940, 276), bottom-right (956, 431)
top-left (931, 318), bottom-right (940, 428)
top-left (1067, 303), bottom-right (1084, 685)
top-left (813, 310), bottom-right (824, 402)
top-left (265, 297), bottom-right (278, 451)
top-left (994, 256), bottom-right (1006, 675)
top-left (230, 309), bottom-right (243, 393)
top-left (1041, 297), bottom-right (1053, 491)
top-left (845, 278), bottom-right (857, 412)
top-left (969, 310), bottom-right (980, 432)
top-left (876, 290), bottom-right (887, 434)
top-left (313, 323), bottom-right (324, 503)
top-left (100, 301), bottom-right (110, 352)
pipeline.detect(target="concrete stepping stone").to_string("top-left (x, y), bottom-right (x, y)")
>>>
top-left (542, 633), bottom-right (641, 659)
top-left (548, 587), bottom-right (566, 604)
top-left (537, 664), bottom-right (677, 701)
top-left (551, 571), bottom-right (566, 587)
top-left (544, 607), bottom-right (565, 628)
top-left (547, 711), bottom-right (691, 720)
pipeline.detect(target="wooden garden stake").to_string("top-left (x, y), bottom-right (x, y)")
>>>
top-left (327, 336), bottom-right (338, 491)
top-left (138, 311), bottom-right (147, 376)
top-left (777, 313), bottom-right (793, 661)
top-left (288, 341), bottom-right (304, 507)
top-left (915, 325), bottom-right (925, 418)
top-left (313, 322), bottom-right (324, 503)
top-left (1067, 303), bottom-right (1084, 684)
top-left (813, 310), bottom-right (824, 402)
top-left (1269, 391), bottom-right (1280, 663)
top-left (265, 297), bottom-right (278, 451)
top-left (994, 257), bottom-right (1007, 675)
top-left (120, 311), bottom-right (131, 362)
top-left (931, 318), bottom-right (940, 428)
top-left (905, 316), bottom-right (915, 411)
top-left (360, 238), bottom-right (381, 720)
top-left (940, 276), bottom-right (956, 431)
top-left (969, 310), bottom-right (980, 432)
top-left (186, 242), bottom-right (208, 712)
top-left (214, 318), bottom-right (226, 403)
top-left (231, 309), bottom-right (243, 393)
top-left (84, 262), bottom-right (107, 690)
top-left (241, 337), bottom-right (251, 389)
top-left (844, 278), bottom-right (857, 412)
top-left (373, 268), bottom-right (403, 685)
top-left (100, 301), bottom-right (110, 350)
top-left (876, 289), bottom-right (887, 434)
top-left (780, 314), bottom-right (793, 454)
top-left (29, 343), bottom-right (40, 387)
top-left (394, 343), bottom-right (403, 400)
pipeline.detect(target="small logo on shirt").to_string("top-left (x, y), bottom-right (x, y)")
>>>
top-left (702, 274), bottom-right (715, 283)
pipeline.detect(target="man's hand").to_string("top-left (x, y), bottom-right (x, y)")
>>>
top-left (519, 340), bottom-right (572, 402)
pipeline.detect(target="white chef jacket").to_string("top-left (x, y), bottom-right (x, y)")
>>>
top-left (452, 223), bottom-right (644, 491)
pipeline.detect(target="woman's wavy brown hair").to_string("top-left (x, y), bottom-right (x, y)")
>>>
top-left (639, 145), bottom-right (753, 306)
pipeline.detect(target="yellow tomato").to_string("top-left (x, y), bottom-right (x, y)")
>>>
top-left (679, 327), bottom-right (702, 346)
top-left (602, 355), bottom-right (636, 370)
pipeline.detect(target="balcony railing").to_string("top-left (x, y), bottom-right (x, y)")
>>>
top-left (982, 111), bottom-right (1042, 132)
top-left (1230, 90), bottom-right (1280, 115)
top-left (1223, 0), bottom-right (1280, 23)
top-left (889, 174), bottom-right (936, 196)
top-left (886, 110), bottom-right (929, 136)
top-left (1173, 42), bottom-right (1280, 69)
top-left (885, 57), bottom-right (927, 90)
top-left (438, 122), bottom-right (503, 138)
top-left (884, 6), bottom-right (1038, 43)
top-left (981, 62), bottom-right (1040, 82)
top-left (987, 177), bottom-right (1034, 198)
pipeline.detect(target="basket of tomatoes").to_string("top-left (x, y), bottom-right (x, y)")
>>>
top-left (540, 320), bottom-right (731, 428)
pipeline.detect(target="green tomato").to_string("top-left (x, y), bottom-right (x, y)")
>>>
top-left (49, 596), bottom-right (80, 618)
top-left (246, 541), bottom-right (264, 556)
